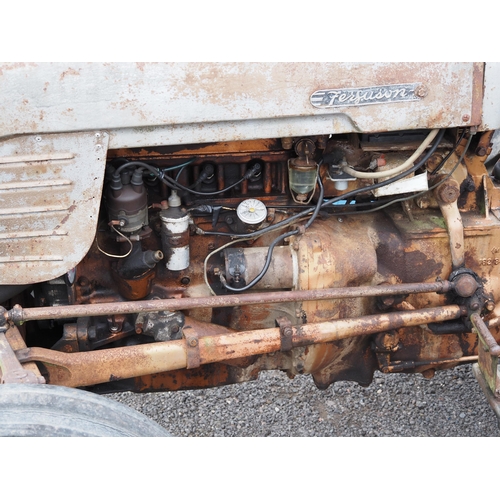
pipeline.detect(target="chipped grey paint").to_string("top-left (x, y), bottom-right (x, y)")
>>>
top-left (0, 63), bottom-right (486, 149)
top-left (0, 132), bottom-right (108, 284)
top-left (482, 63), bottom-right (500, 130)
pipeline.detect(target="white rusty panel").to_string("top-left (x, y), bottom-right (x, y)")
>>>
top-left (0, 63), bottom-right (484, 148)
top-left (0, 132), bottom-right (108, 284)
top-left (481, 63), bottom-right (500, 130)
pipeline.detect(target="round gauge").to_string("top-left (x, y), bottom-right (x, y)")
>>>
top-left (236, 199), bottom-right (267, 225)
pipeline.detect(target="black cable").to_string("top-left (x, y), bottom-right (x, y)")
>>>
top-left (219, 172), bottom-right (324, 292)
top-left (200, 129), bottom-right (447, 239)
top-left (321, 128), bottom-right (446, 208)
top-left (219, 229), bottom-right (299, 292)
top-left (325, 130), bottom-right (470, 217)
top-left (305, 172), bottom-right (324, 229)
top-left (430, 129), bottom-right (467, 175)
top-left (160, 165), bottom-right (260, 196)
top-left (114, 159), bottom-right (196, 177)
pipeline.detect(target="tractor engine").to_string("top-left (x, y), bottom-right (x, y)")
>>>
top-left (17, 128), bottom-right (500, 393)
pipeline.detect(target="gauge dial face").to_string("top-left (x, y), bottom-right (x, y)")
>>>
top-left (236, 199), bottom-right (267, 225)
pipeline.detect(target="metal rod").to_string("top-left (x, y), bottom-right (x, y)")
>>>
top-left (471, 313), bottom-right (500, 356)
top-left (6, 280), bottom-right (454, 324)
top-left (14, 304), bottom-right (466, 387)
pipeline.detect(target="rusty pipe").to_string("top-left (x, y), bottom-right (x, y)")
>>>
top-left (5, 280), bottom-right (455, 324)
top-left (14, 304), bottom-right (465, 387)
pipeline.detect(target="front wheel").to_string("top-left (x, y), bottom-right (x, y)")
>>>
top-left (0, 383), bottom-right (171, 437)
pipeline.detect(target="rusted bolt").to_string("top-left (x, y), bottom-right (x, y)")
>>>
top-left (180, 276), bottom-right (191, 286)
top-left (338, 217), bottom-right (343, 223)
top-left (462, 114), bottom-right (470, 123)
top-left (283, 327), bottom-right (293, 337)
top-left (135, 327), bottom-right (143, 334)
top-left (476, 146), bottom-right (488, 157)
top-left (436, 179), bottom-right (460, 204)
top-left (281, 137), bottom-right (294, 150)
top-left (486, 301), bottom-right (495, 312)
top-left (171, 325), bottom-right (180, 334)
top-left (454, 274), bottom-right (478, 298)
top-left (470, 301), bottom-right (480, 311)
top-left (188, 338), bottom-right (198, 347)
top-left (415, 85), bottom-right (428, 98)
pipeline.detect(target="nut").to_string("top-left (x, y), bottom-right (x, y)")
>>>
top-left (436, 180), bottom-right (460, 204)
top-left (462, 114), bottom-right (470, 123)
top-left (188, 338), bottom-right (198, 347)
top-left (454, 274), bottom-right (478, 298)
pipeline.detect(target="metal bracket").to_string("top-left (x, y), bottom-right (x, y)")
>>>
top-left (183, 328), bottom-right (201, 369)
top-left (276, 317), bottom-right (294, 352)
top-left (0, 330), bottom-right (44, 384)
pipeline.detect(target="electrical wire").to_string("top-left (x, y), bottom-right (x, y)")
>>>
top-left (342, 129), bottom-right (439, 179)
top-left (219, 229), bottom-right (299, 292)
top-left (430, 128), bottom-right (467, 175)
top-left (203, 236), bottom-right (255, 295)
top-left (96, 224), bottom-right (134, 259)
top-left (160, 165), bottom-right (260, 196)
top-left (114, 159), bottom-right (196, 177)
top-left (332, 131), bottom-right (473, 216)
top-left (197, 128), bottom-right (446, 240)
top-left (216, 173), bottom-right (324, 293)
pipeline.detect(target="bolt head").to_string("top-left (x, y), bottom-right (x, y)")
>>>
top-left (189, 338), bottom-right (198, 347)
top-left (415, 85), bottom-right (428, 98)
top-left (454, 274), bottom-right (478, 298)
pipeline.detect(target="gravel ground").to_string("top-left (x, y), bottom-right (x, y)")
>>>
top-left (106, 363), bottom-right (499, 436)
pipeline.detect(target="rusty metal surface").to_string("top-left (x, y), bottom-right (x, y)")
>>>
top-left (4, 323), bottom-right (42, 379)
top-left (0, 327), bottom-right (44, 384)
top-left (6, 280), bottom-right (455, 324)
top-left (471, 313), bottom-right (500, 400)
top-left (0, 63), bottom-right (486, 148)
top-left (0, 132), bottom-right (108, 284)
top-left (15, 305), bottom-right (464, 387)
top-left (436, 181), bottom-right (465, 270)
